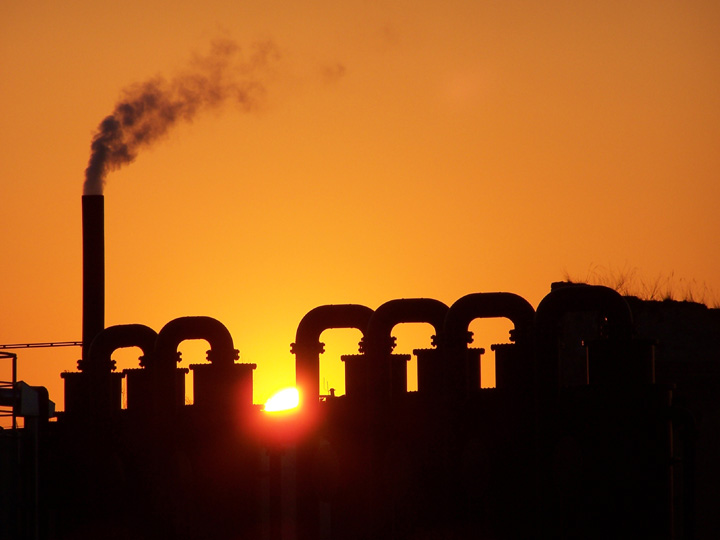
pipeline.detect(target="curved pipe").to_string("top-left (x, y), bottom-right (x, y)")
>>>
top-left (534, 284), bottom-right (633, 390)
top-left (83, 324), bottom-right (158, 373)
top-left (153, 316), bottom-right (239, 371)
top-left (292, 304), bottom-right (374, 404)
top-left (364, 298), bottom-right (449, 356)
top-left (444, 292), bottom-right (536, 349)
top-left (363, 298), bottom-right (449, 399)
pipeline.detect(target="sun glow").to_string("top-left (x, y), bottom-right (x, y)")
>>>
top-left (264, 387), bottom-right (300, 412)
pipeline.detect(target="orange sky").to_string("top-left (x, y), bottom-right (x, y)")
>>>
top-left (1, 1), bottom-right (719, 410)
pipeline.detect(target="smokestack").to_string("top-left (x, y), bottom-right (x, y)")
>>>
top-left (82, 194), bottom-right (105, 362)
top-left (78, 39), bottom-right (279, 358)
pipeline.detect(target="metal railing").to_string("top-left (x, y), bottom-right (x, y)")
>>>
top-left (0, 351), bottom-right (18, 429)
top-left (0, 341), bottom-right (82, 350)
top-left (0, 342), bottom-right (80, 429)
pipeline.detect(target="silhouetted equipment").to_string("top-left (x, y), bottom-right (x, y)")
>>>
top-left (444, 292), bottom-right (535, 392)
top-left (59, 195), bottom-right (108, 415)
top-left (532, 284), bottom-right (673, 539)
top-left (292, 304), bottom-right (374, 405)
top-left (5, 189), bottom-right (715, 539)
top-left (362, 298), bottom-right (448, 402)
top-left (62, 324), bottom-right (153, 414)
top-left (4, 283), bottom-right (714, 539)
top-left (89, 323), bottom-right (159, 410)
top-left (81, 195), bottom-right (104, 362)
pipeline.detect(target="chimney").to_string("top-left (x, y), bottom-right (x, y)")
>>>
top-left (82, 194), bottom-right (105, 361)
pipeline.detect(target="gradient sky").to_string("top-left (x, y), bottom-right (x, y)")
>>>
top-left (2, 1), bottom-right (719, 409)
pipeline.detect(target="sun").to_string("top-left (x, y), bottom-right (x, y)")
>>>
top-left (263, 387), bottom-right (300, 412)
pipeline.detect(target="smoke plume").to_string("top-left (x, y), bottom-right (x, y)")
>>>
top-left (84, 39), bottom-right (279, 195)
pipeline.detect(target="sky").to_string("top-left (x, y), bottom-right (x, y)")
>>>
top-left (1, 0), bottom-right (719, 411)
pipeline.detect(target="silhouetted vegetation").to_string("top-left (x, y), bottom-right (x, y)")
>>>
top-left (563, 264), bottom-right (719, 307)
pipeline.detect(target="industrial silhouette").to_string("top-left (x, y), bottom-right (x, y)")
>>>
top-left (1, 195), bottom-right (718, 539)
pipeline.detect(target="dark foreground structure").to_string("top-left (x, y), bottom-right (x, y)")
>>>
top-left (2, 283), bottom-right (718, 539)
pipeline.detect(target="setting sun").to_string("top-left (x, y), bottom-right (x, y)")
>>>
top-left (264, 387), bottom-right (300, 412)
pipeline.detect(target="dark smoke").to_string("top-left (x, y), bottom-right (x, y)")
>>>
top-left (84, 39), bottom-right (279, 195)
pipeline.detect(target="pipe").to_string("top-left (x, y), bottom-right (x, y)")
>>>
top-left (534, 284), bottom-right (633, 390)
top-left (67, 322), bottom-right (149, 414)
top-left (153, 316), bottom-right (239, 370)
top-left (81, 195), bottom-right (105, 362)
top-left (364, 298), bottom-right (449, 355)
top-left (444, 292), bottom-right (535, 349)
top-left (83, 324), bottom-right (158, 373)
top-left (362, 298), bottom-right (449, 399)
top-left (443, 292), bottom-right (535, 392)
top-left (143, 317), bottom-right (238, 413)
top-left (292, 304), bottom-right (374, 405)
top-left (532, 286), bottom-right (670, 538)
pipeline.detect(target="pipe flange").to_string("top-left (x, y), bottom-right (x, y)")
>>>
top-left (291, 341), bottom-right (325, 356)
top-left (77, 357), bottom-right (116, 373)
top-left (206, 347), bottom-right (240, 365)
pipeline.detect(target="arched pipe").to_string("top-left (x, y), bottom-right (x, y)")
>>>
top-left (364, 298), bottom-right (449, 355)
top-left (363, 298), bottom-right (449, 399)
top-left (531, 285), bottom-right (637, 531)
top-left (292, 304), bottom-right (374, 405)
top-left (441, 292), bottom-right (535, 393)
top-left (83, 324), bottom-right (158, 373)
top-left (153, 316), bottom-right (239, 371)
top-left (534, 284), bottom-right (633, 390)
top-left (443, 292), bottom-right (536, 350)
